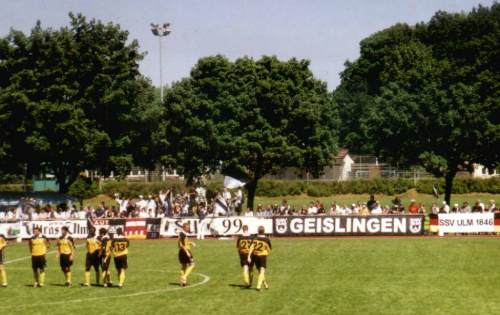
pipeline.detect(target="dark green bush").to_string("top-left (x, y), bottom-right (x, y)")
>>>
top-left (252, 177), bottom-right (499, 197)
top-left (101, 180), bottom-right (187, 197)
top-left (84, 176), bottom-right (500, 199)
top-left (68, 177), bottom-right (99, 200)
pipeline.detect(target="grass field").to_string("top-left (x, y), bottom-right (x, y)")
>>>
top-left (2, 237), bottom-right (500, 315)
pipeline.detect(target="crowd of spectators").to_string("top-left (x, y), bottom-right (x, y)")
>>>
top-left (0, 187), bottom-right (244, 221)
top-left (246, 197), bottom-right (497, 217)
top-left (0, 190), bottom-right (497, 222)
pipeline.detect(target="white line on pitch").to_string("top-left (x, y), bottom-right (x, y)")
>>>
top-left (0, 272), bottom-right (211, 309)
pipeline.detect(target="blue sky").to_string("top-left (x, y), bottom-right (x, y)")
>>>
top-left (0, 0), bottom-right (495, 89)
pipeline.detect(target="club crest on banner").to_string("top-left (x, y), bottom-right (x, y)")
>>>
top-left (274, 217), bottom-right (288, 234)
top-left (409, 217), bottom-right (422, 233)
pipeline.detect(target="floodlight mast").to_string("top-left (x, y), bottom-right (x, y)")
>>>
top-left (150, 22), bottom-right (171, 103)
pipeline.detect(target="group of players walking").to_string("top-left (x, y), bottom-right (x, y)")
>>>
top-left (0, 223), bottom-right (271, 291)
top-left (0, 226), bottom-right (129, 288)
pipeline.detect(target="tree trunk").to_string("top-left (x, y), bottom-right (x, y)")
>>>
top-left (246, 179), bottom-right (258, 211)
top-left (244, 156), bottom-right (264, 212)
top-left (58, 177), bottom-right (70, 194)
top-left (56, 169), bottom-right (78, 194)
top-left (444, 169), bottom-right (457, 206)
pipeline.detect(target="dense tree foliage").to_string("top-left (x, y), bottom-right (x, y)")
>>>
top-left (335, 4), bottom-right (500, 203)
top-left (0, 13), bottom-right (156, 192)
top-left (160, 55), bottom-right (338, 209)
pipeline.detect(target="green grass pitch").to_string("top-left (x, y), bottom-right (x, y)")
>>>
top-left (1, 237), bottom-right (500, 315)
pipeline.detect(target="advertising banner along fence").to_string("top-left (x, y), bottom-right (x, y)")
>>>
top-left (159, 216), bottom-right (272, 237)
top-left (437, 213), bottom-right (495, 235)
top-left (272, 215), bottom-right (425, 236)
top-left (3, 214), bottom-right (500, 239)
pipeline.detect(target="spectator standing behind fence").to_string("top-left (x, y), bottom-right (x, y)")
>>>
top-left (471, 200), bottom-right (482, 212)
top-left (460, 202), bottom-right (471, 213)
top-left (234, 188), bottom-right (243, 214)
top-left (329, 202), bottom-right (338, 215)
top-left (279, 200), bottom-right (290, 215)
top-left (419, 205), bottom-right (427, 214)
top-left (360, 203), bottom-right (370, 216)
top-left (146, 195), bottom-right (156, 216)
top-left (136, 196), bottom-right (147, 210)
top-left (408, 200), bottom-right (419, 214)
top-left (488, 200), bottom-right (497, 212)
top-left (222, 188), bottom-right (231, 207)
top-left (95, 203), bottom-right (105, 218)
top-left (307, 202), bottom-right (318, 215)
top-left (245, 208), bottom-right (254, 217)
top-left (440, 201), bottom-right (450, 213)
top-left (371, 202), bottom-right (383, 214)
top-left (367, 195), bottom-right (376, 211)
top-left (115, 194), bottom-right (128, 214)
top-left (392, 197), bottom-right (403, 212)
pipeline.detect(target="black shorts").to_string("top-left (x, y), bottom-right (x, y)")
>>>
top-left (0, 249), bottom-right (4, 264)
top-left (178, 249), bottom-right (193, 265)
top-left (86, 252), bottom-right (101, 271)
top-left (252, 255), bottom-right (267, 269)
top-left (239, 253), bottom-right (253, 267)
top-left (101, 256), bottom-right (111, 271)
top-left (60, 253), bottom-right (73, 270)
top-left (114, 255), bottom-right (128, 270)
top-left (32, 255), bottom-right (46, 270)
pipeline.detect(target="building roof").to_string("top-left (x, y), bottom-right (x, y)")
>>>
top-left (336, 148), bottom-right (349, 160)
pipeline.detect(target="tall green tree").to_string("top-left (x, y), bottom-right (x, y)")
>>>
top-left (335, 4), bottom-right (500, 204)
top-left (160, 55), bottom-right (338, 209)
top-left (0, 13), bottom-right (156, 192)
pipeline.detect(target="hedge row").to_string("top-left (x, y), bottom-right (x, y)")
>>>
top-left (256, 177), bottom-right (500, 197)
top-left (101, 180), bottom-right (187, 197)
top-left (3, 177), bottom-right (498, 198)
top-left (98, 177), bottom-right (499, 198)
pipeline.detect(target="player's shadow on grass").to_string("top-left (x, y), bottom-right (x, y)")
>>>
top-left (168, 282), bottom-right (182, 286)
top-left (228, 284), bottom-right (249, 289)
top-left (50, 283), bottom-right (69, 287)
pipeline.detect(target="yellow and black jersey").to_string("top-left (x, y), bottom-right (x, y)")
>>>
top-left (0, 235), bottom-right (6, 252)
top-left (250, 236), bottom-right (272, 256)
top-left (0, 234), bottom-right (7, 264)
top-left (30, 235), bottom-right (49, 256)
top-left (178, 231), bottom-right (191, 251)
top-left (86, 236), bottom-right (101, 254)
top-left (99, 236), bottom-right (111, 258)
top-left (110, 237), bottom-right (129, 257)
top-left (0, 235), bottom-right (5, 264)
top-left (57, 235), bottom-right (75, 255)
top-left (236, 235), bottom-right (253, 255)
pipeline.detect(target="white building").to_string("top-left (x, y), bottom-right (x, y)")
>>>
top-left (472, 163), bottom-right (498, 178)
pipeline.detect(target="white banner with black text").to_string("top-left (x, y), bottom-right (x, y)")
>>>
top-left (159, 216), bottom-right (273, 237)
top-left (438, 213), bottom-right (494, 234)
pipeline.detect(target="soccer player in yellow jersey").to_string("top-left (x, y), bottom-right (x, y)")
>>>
top-left (0, 234), bottom-right (7, 287)
top-left (110, 228), bottom-right (129, 288)
top-left (99, 228), bottom-right (112, 287)
top-left (57, 226), bottom-right (75, 287)
top-left (236, 225), bottom-right (254, 288)
top-left (29, 227), bottom-right (50, 288)
top-left (178, 223), bottom-right (195, 287)
top-left (247, 226), bottom-right (271, 292)
top-left (83, 227), bottom-right (101, 286)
